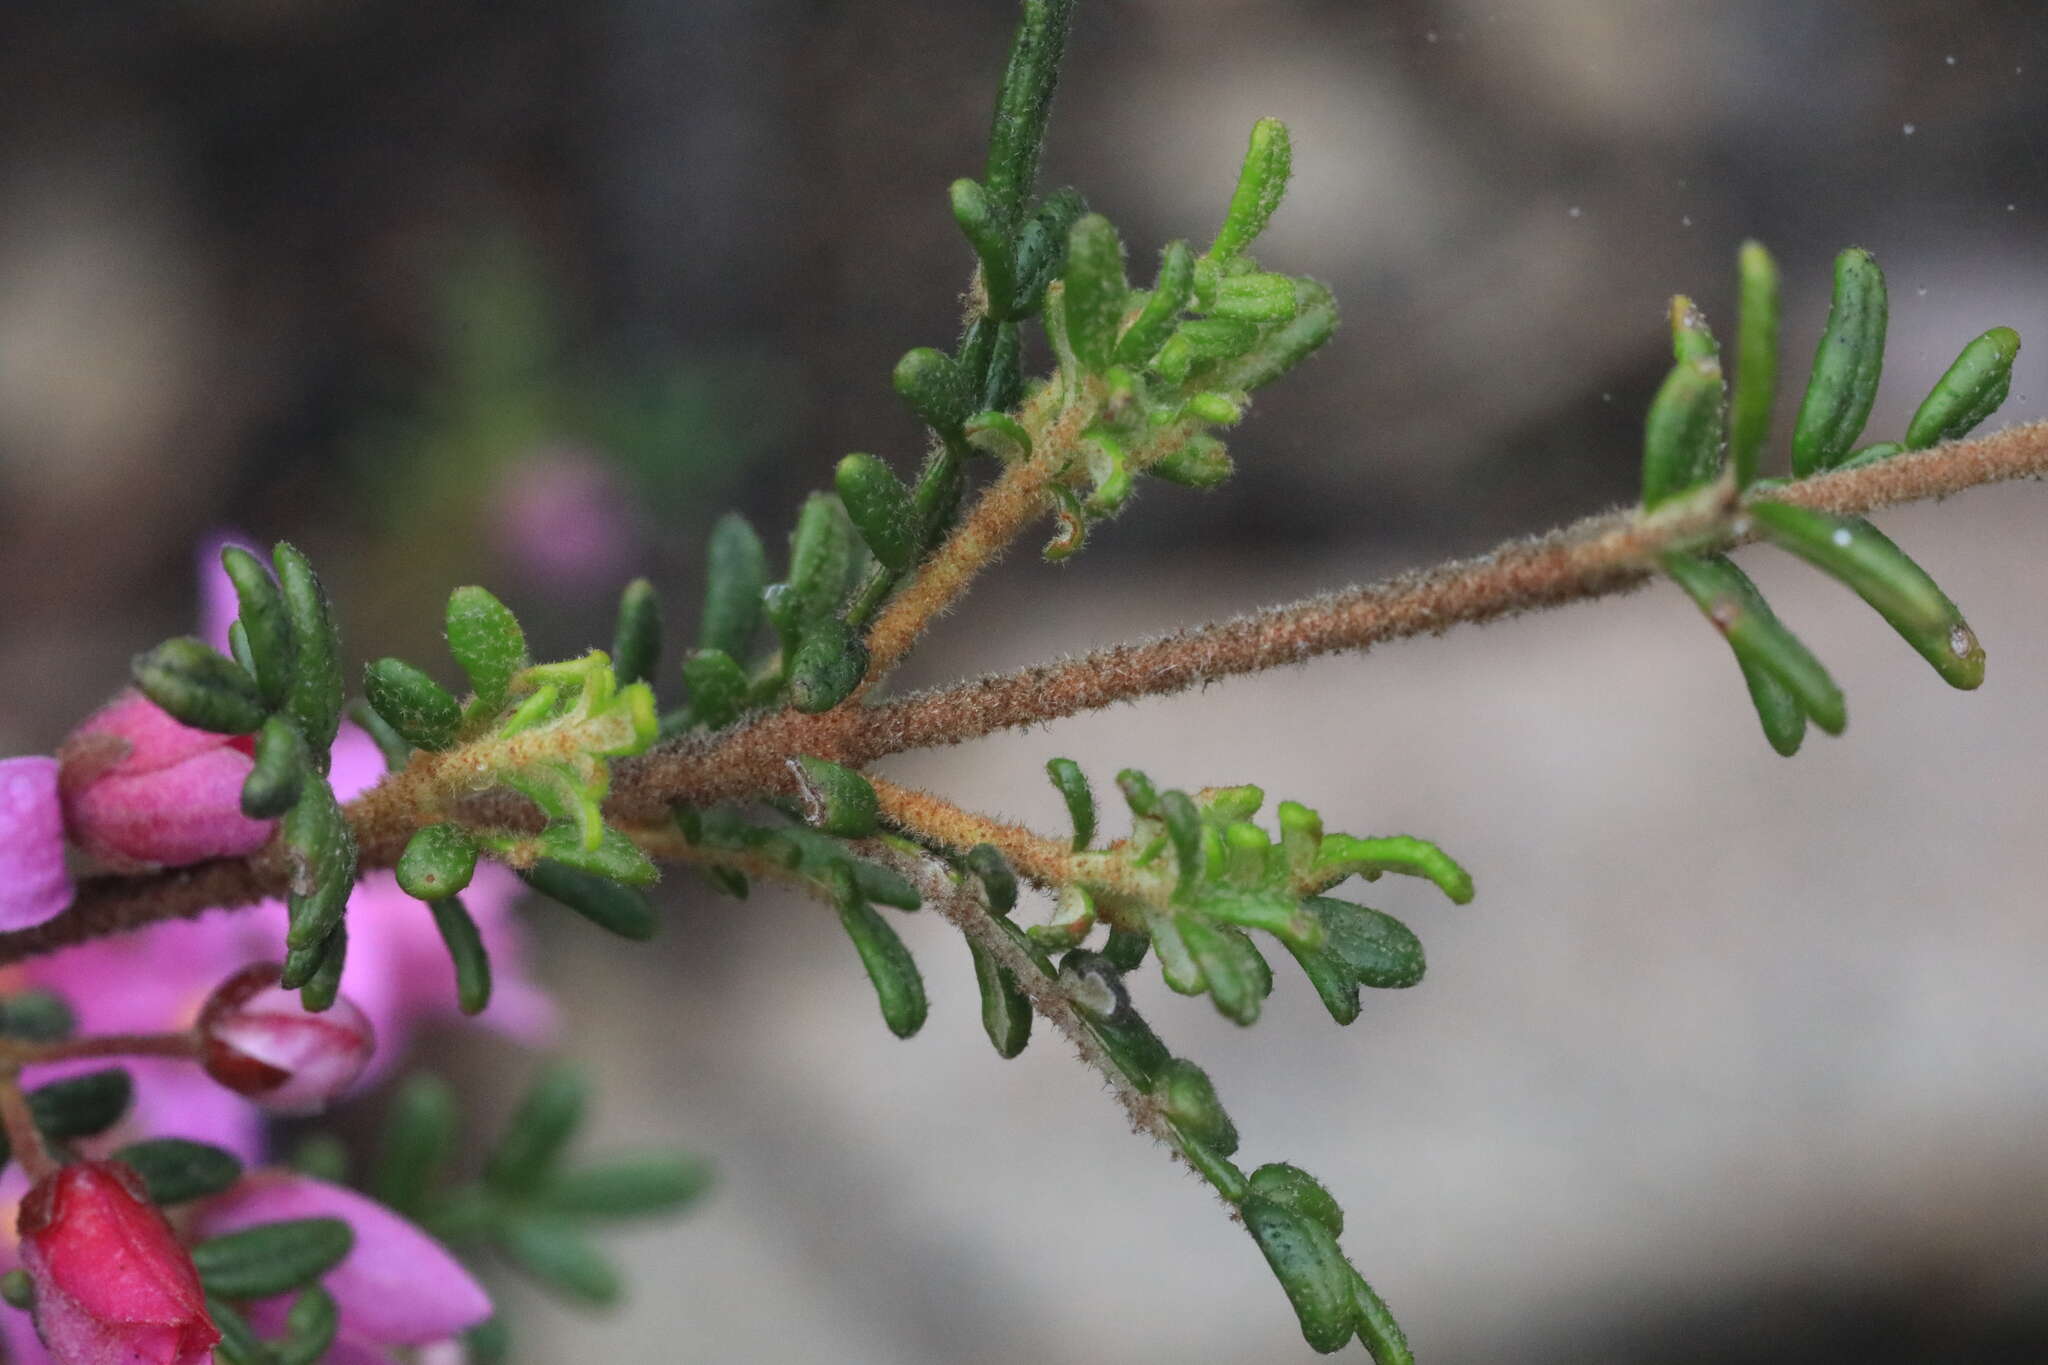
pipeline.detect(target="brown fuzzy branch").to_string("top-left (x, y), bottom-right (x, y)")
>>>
top-left (15, 419), bottom-right (2048, 966)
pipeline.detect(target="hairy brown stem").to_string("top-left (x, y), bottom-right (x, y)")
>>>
top-left (15, 420), bottom-right (2048, 966)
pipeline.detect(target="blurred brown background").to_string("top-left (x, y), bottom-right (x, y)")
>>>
top-left (4, 1), bottom-right (2048, 1360)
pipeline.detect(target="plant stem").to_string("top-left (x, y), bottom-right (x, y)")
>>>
top-left (0, 1032), bottom-right (199, 1067)
top-left (0, 1076), bottom-right (56, 1180)
top-left (14, 419), bottom-right (2048, 966)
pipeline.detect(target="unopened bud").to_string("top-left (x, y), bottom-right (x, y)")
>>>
top-left (198, 964), bottom-right (373, 1115)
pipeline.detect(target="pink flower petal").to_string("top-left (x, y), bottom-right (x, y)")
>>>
top-left (0, 757), bottom-right (71, 931)
top-left (199, 1175), bottom-right (491, 1345)
top-left (65, 748), bottom-right (273, 868)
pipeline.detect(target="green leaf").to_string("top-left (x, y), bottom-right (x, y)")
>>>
top-left (535, 1155), bottom-right (712, 1220)
top-left (282, 776), bottom-right (356, 954)
top-left (785, 493), bottom-right (862, 629)
top-left (429, 895), bottom-right (494, 1016)
top-left (983, 0), bottom-right (1077, 229)
top-left (1242, 1196), bottom-right (1357, 1354)
top-left (496, 1215), bottom-right (621, 1306)
top-left (1102, 926), bottom-right (1150, 972)
top-left (832, 867), bottom-right (927, 1039)
top-left (1150, 433), bottom-right (1234, 488)
top-left (1178, 917), bottom-right (1270, 1024)
top-left (1210, 118), bottom-right (1294, 261)
top-left (1748, 502), bottom-right (1984, 689)
top-left (0, 1272), bottom-right (29, 1310)
top-left (1792, 247), bottom-right (1887, 475)
top-left (1114, 240), bottom-right (1195, 368)
top-left (950, 177), bottom-right (1019, 319)
top-left (1729, 241), bottom-right (1780, 488)
top-left (445, 586), bottom-right (529, 714)
top-left (220, 545), bottom-right (296, 709)
top-left (1662, 551), bottom-right (1846, 740)
top-left (131, 636), bottom-right (268, 735)
top-left (1284, 940), bottom-right (1361, 1025)
top-left (348, 697), bottom-right (411, 771)
top-left (240, 714), bottom-right (307, 819)
top-left (893, 347), bottom-right (972, 440)
top-left (610, 578), bottom-right (663, 688)
top-left (1154, 1058), bottom-right (1237, 1156)
top-left (1311, 834), bottom-right (1474, 904)
top-left (1640, 354), bottom-right (1727, 509)
top-left (700, 513), bottom-right (768, 659)
top-left (1061, 214), bottom-right (1129, 374)
top-left (1905, 325), bottom-right (2020, 450)
top-left (206, 1298), bottom-right (268, 1365)
top-left (963, 410), bottom-right (1032, 463)
top-left (1351, 1272), bottom-right (1415, 1365)
top-left (363, 658), bottom-right (461, 753)
top-left (852, 859), bottom-right (921, 911)
top-left (680, 648), bottom-right (749, 730)
top-left (373, 1073), bottom-right (458, 1216)
top-left (487, 1061), bottom-right (587, 1194)
top-left (0, 991), bottom-right (74, 1042)
top-left (1157, 789), bottom-right (1202, 896)
top-left (112, 1138), bottom-right (244, 1205)
top-left (1058, 950), bottom-right (1171, 1088)
top-left (464, 1317), bottom-right (511, 1365)
top-left (277, 1287), bottom-right (339, 1365)
top-left (1115, 767), bottom-right (1159, 817)
top-left (521, 862), bottom-right (659, 940)
top-left (787, 617), bottom-right (869, 714)
top-left (1044, 757), bottom-right (1095, 849)
top-left (1152, 317), bottom-right (1261, 385)
top-left (1215, 279), bottom-right (1338, 392)
top-left (1667, 294), bottom-right (1718, 365)
top-left (297, 919), bottom-right (347, 1013)
top-left (25, 1069), bottom-right (132, 1144)
top-left (790, 756), bottom-right (879, 837)
top-left (273, 543), bottom-right (345, 757)
top-left (1248, 1162), bottom-right (1344, 1235)
top-left (192, 1218), bottom-right (355, 1299)
top-left (836, 453), bottom-right (919, 573)
top-left (535, 824), bottom-right (660, 887)
top-left (397, 823), bottom-right (480, 902)
top-left (1010, 187), bottom-right (1089, 318)
top-left (970, 938), bottom-right (1033, 1059)
top-left (1209, 272), bottom-right (1300, 322)
top-left (965, 843), bottom-right (1018, 914)
top-left (1305, 898), bottom-right (1426, 990)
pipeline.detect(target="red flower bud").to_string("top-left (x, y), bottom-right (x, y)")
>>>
top-left (197, 964), bottom-right (375, 1115)
top-left (15, 1160), bottom-right (219, 1365)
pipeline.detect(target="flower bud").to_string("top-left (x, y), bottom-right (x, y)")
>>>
top-left (57, 691), bottom-right (273, 870)
top-left (16, 1160), bottom-right (220, 1364)
top-left (197, 964), bottom-right (374, 1115)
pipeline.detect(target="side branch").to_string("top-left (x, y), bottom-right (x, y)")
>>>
top-left (19, 419), bottom-right (2048, 966)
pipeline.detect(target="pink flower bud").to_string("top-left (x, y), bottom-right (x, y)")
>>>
top-left (197, 964), bottom-right (375, 1115)
top-left (57, 690), bottom-right (274, 870)
top-left (16, 1160), bottom-right (219, 1365)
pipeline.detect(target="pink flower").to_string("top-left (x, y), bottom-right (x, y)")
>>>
top-left (56, 690), bottom-right (273, 872)
top-left (15, 1161), bottom-right (219, 1365)
top-left (197, 964), bottom-right (376, 1115)
top-left (0, 758), bottom-right (70, 931)
top-left (198, 1173), bottom-right (491, 1352)
top-left (492, 446), bottom-right (643, 594)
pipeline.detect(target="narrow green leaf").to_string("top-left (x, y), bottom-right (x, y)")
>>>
top-left (240, 714), bottom-right (307, 819)
top-left (963, 410), bottom-right (1032, 462)
top-left (1177, 916), bottom-right (1269, 1025)
top-left (496, 1215), bottom-right (621, 1306)
top-left (1209, 272), bottom-right (1300, 322)
top-left (1662, 550), bottom-right (1846, 739)
top-left (852, 860), bottom-right (921, 911)
top-left (1311, 834), bottom-right (1474, 904)
top-left (836, 453), bottom-right (919, 573)
top-left (373, 1073), bottom-right (458, 1215)
top-left (206, 1298), bottom-right (268, 1365)
top-left (1115, 767), bottom-right (1159, 817)
top-left (1101, 926), bottom-right (1150, 972)
top-left (969, 938), bottom-right (1033, 1058)
top-left (521, 862), bottom-right (659, 940)
top-left (832, 868), bottom-right (927, 1039)
top-left (27, 1069), bottom-right (132, 1142)
top-left (950, 177), bottom-right (1018, 318)
top-left (1748, 502), bottom-right (1984, 688)
top-left (0, 1272), bottom-right (30, 1310)
top-left (445, 586), bottom-right (528, 714)
top-left (1010, 187), bottom-right (1088, 318)
top-left (348, 697), bottom-right (411, 771)
top-left (701, 513), bottom-right (768, 659)
top-left (893, 347), bottom-right (971, 440)
top-left (487, 1061), bottom-right (587, 1194)
top-left (1044, 757), bottom-right (1095, 849)
top-left (1730, 240), bottom-right (1780, 488)
top-left (1284, 940), bottom-right (1362, 1025)
top-left (430, 894), bottom-right (493, 1016)
top-left (787, 616), bottom-right (868, 714)
top-left (790, 756), bottom-right (880, 838)
top-left (0, 991), bottom-right (74, 1043)
top-left (220, 544), bottom-right (295, 708)
top-left (1792, 247), bottom-right (1887, 475)
top-left (983, 0), bottom-right (1077, 228)
top-left (1248, 1162), bottom-right (1344, 1235)
top-left (1210, 118), bottom-right (1294, 261)
top-left (1305, 898), bottom-right (1426, 990)
top-left (1352, 1271), bottom-right (1417, 1365)
top-left (1157, 790), bottom-right (1203, 896)
top-left (680, 648), bottom-right (748, 730)
top-left (112, 1138), bottom-right (244, 1205)
top-left (1215, 279), bottom-right (1338, 392)
top-left (273, 543), bottom-right (344, 757)
top-left (535, 1155), bottom-right (711, 1220)
top-left (277, 1287), bottom-right (339, 1365)
top-left (397, 823), bottom-right (480, 902)
top-left (535, 824), bottom-right (659, 887)
top-left (1114, 240), bottom-right (1196, 367)
top-left (965, 843), bottom-right (1018, 914)
top-left (1152, 317), bottom-right (1261, 385)
top-left (1058, 950), bottom-right (1171, 1088)
top-left (192, 1218), bottom-right (354, 1299)
top-left (1061, 214), bottom-right (1128, 373)
top-left (282, 776), bottom-right (355, 954)
top-left (1150, 433), bottom-right (1234, 488)
top-left (1154, 1058), bottom-right (1237, 1156)
top-left (131, 636), bottom-right (267, 735)
top-left (1640, 354), bottom-right (1727, 509)
top-left (1243, 1196), bottom-right (1357, 1354)
top-left (297, 919), bottom-right (346, 1013)
top-left (1667, 294), bottom-right (1719, 365)
top-left (1905, 325), bottom-right (2020, 450)
top-left (610, 578), bottom-right (662, 688)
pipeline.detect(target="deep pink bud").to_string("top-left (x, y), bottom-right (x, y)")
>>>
top-left (16, 1161), bottom-right (219, 1365)
top-left (197, 964), bottom-right (375, 1115)
top-left (57, 691), bottom-right (273, 870)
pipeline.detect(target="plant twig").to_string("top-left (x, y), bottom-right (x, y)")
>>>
top-left (16, 420), bottom-right (2048, 966)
